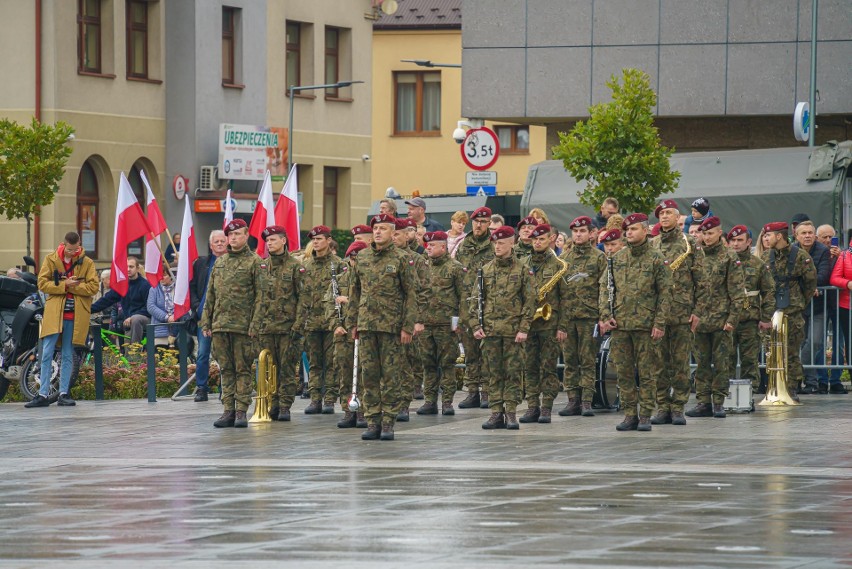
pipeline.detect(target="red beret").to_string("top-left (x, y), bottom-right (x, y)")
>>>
top-left (394, 218), bottom-right (408, 230)
top-left (423, 231), bottom-right (448, 243)
top-left (471, 207), bottom-right (492, 220)
top-left (600, 229), bottom-right (622, 243)
top-left (727, 225), bottom-right (749, 240)
top-left (308, 225), bottom-right (332, 239)
top-left (517, 216), bottom-right (537, 229)
top-left (569, 216), bottom-right (592, 229)
top-left (403, 218), bottom-right (417, 229)
top-left (529, 224), bottom-right (551, 239)
top-left (763, 221), bottom-right (788, 233)
top-left (224, 218), bottom-right (247, 236)
top-left (622, 213), bottom-right (648, 230)
top-left (699, 216), bottom-right (721, 232)
top-left (650, 222), bottom-right (662, 237)
top-left (351, 224), bottom-right (372, 236)
top-left (261, 225), bottom-right (287, 241)
top-left (345, 240), bottom-right (368, 258)
top-left (491, 226), bottom-right (515, 241)
top-left (371, 213), bottom-right (396, 227)
top-left (654, 199), bottom-right (679, 218)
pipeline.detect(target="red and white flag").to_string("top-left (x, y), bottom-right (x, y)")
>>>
top-left (248, 170), bottom-right (276, 257)
top-left (274, 164), bottom-right (301, 252)
top-left (141, 170), bottom-right (167, 286)
top-left (110, 173), bottom-right (151, 297)
top-left (222, 189), bottom-right (234, 230)
top-left (173, 199), bottom-right (199, 321)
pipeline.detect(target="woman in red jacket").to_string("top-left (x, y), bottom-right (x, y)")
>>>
top-left (828, 243), bottom-right (852, 393)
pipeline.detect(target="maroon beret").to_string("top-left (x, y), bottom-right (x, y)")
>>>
top-left (351, 224), bottom-right (372, 236)
top-left (654, 199), bottom-right (680, 218)
top-left (529, 224), bottom-right (551, 239)
top-left (224, 218), bottom-right (247, 236)
top-left (345, 240), bottom-right (368, 258)
top-left (261, 225), bottom-right (287, 241)
top-left (727, 225), bottom-right (749, 240)
top-left (370, 213), bottom-right (396, 227)
top-left (699, 216), bottom-right (721, 232)
top-left (600, 228), bottom-right (622, 243)
top-left (402, 218), bottom-right (418, 229)
top-left (308, 225), bottom-right (332, 239)
top-left (622, 213), bottom-right (649, 230)
top-left (517, 216), bottom-right (537, 229)
top-left (763, 221), bottom-right (788, 233)
top-left (394, 218), bottom-right (408, 230)
top-left (491, 226), bottom-right (516, 241)
top-left (470, 207), bottom-right (492, 220)
top-left (650, 222), bottom-right (662, 237)
top-left (569, 216), bottom-right (593, 229)
top-left (423, 231), bottom-right (448, 243)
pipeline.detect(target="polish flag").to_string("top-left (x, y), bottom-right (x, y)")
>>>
top-left (141, 170), bottom-right (167, 286)
top-left (110, 172), bottom-right (151, 297)
top-left (274, 164), bottom-right (300, 252)
top-left (173, 199), bottom-right (199, 320)
top-left (248, 170), bottom-right (276, 258)
top-left (222, 189), bottom-right (234, 230)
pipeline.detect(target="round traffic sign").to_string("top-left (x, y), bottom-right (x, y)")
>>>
top-left (460, 127), bottom-right (499, 171)
top-left (793, 102), bottom-right (810, 142)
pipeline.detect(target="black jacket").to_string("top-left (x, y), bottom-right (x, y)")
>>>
top-left (91, 275), bottom-right (151, 318)
top-left (190, 255), bottom-right (219, 319)
top-left (806, 241), bottom-right (831, 315)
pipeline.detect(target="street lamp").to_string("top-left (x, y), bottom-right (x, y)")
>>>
top-left (400, 59), bottom-right (461, 68)
top-left (287, 80), bottom-right (365, 172)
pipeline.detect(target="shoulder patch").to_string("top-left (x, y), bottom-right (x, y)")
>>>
top-left (299, 267), bottom-right (306, 273)
top-left (260, 263), bottom-right (267, 269)
top-left (341, 266), bottom-right (348, 273)
top-left (528, 270), bottom-right (534, 276)
top-left (804, 258), bottom-right (811, 264)
top-left (462, 267), bottom-right (469, 272)
top-left (663, 259), bottom-right (670, 265)
top-left (735, 260), bottom-right (741, 266)
top-left (409, 259), bottom-right (415, 266)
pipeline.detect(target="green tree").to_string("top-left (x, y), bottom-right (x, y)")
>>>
top-left (0, 117), bottom-right (75, 257)
top-left (552, 68), bottom-right (679, 215)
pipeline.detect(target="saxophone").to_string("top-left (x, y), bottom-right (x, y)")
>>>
top-left (533, 251), bottom-right (569, 321)
top-left (668, 232), bottom-right (692, 271)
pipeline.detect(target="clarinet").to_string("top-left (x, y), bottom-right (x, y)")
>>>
top-left (477, 267), bottom-right (485, 329)
top-left (607, 257), bottom-right (616, 319)
top-left (330, 261), bottom-right (343, 322)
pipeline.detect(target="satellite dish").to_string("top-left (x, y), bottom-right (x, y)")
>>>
top-left (381, 0), bottom-right (399, 15)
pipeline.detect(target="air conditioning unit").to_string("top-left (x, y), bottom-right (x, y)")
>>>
top-left (199, 165), bottom-right (219, 191)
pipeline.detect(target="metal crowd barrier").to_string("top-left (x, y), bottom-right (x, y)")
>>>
top-left (145, 322), bottom-right (191, 403)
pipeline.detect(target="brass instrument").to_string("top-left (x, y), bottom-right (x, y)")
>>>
top-left (668, 232), bottom-right (692, 272)
top-left (533, 252), bottom-right (587, 321)
top-left (759, 310), bottom-right (801, 406)
top-left (250, 349), bottom-right (278, 423)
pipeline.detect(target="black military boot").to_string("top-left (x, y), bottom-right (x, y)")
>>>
top-left (581, 402), bottom-right (595, 417)
top-left (304, 400), bottom-right (322, 414)
top-left (397, 407), bottom-right (410, 422)
top-left (380, 423), bottom-right (395, 441)
top-left (413, 385), bottom-right (424, 400)
top-left (194, 388), bottom-right (208, 402)
top-left (650, 410), bottom-right (672, 425)
top-left (234, 410), bottom-right (248, 428)
top-left (416, 401), bottom-right (438, 415)
top-left (685, 402), bottom-right (713, 417)
top-left (637, 416), bottom-right (652, 432)
top-left (277, 406), bottom-right (291, 422)
top-left (269, 406), bottom-right (280, 421)
top-left (321, 400), bottom-right (335, 414)
top-left (481, 412), bottom-right (505, 430)
top-left (558, 398), bottom-right (581, 416)
top-left (361, 424), bottom-right (381, 440)
top-left (356, 412), bottom-right (368, 428)
top-left (479, 391), bottom-right (489, 409)
top-left (712, 403), bottom-right (726, 418)
top-left (518, 407), bottom-right (540, 423)
top-left (505, 411), bottom-right (519, 430)
top-left (458, 391), bottom-right (480, 409)
top-left (213, 410), bottom-right (236, 428)
top-left (337, 411), bottom-right (357, 428)
top-left (538, 407), bottom-right (552, 424)
top-left (441, 402), bottom-right (455, 416)
top-left (615, 415), bottom-right (639, 431)
top-left (671, 410), bottom-right (687, 425)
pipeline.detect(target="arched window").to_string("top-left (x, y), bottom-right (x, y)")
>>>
top-left (77, 160), bottom-right (99, 258)
top-left (126, 163), bottom-right (147, 257)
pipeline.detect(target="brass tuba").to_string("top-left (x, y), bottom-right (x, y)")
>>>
top-left (250, 349), bottom-right (278, 422)
top-left (759, 310), bottom-right (801, 406)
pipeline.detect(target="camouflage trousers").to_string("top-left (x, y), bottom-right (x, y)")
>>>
top-left (460, 327), bottom-right (484, 392)
top-left (524, 328), bottom-right (561, 408)
top-left (657, 323), bottom-right (693, 413)
top-left (333, 332), bottom-right (364, 411)
top-left (305, 330), bottom-right (337, 404)
top-left (561, 319), bottom-right (598, 404)
top-left (405, 337), bottom-right (425, 397)
top-left (694, 330), bottom-right (733, 405)
top-left (421, 326), bottom-right (460, 404)
top-left (212, 332), bottom-right (255, 412)
top-left (482, 336), bottom-right (525, 413)
top-left (731, 320), bottom-right (761, 389)
top-left (610, 329), bottom-right (660, 418)
top-left (785, 312), bottom-right (806, 393)
top-left (359, 331), bottom-right (407, 427)
top-left (257, 332), bottom-right (298, 410)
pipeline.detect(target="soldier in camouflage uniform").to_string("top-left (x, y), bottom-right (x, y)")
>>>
top-left (686, 217), bottom-right (746, 418)
top-left (518, 224), bottom-right (571, 424)
top-left (650, 199), bottom-right (705, 426)
top-left (598, 214), bottom-right (672, 432)
top-left (726, 225), bottom-right (775, 392)
top-left (514, 216), bottom-right (536, 260)
top-left (297, 225), bottom-right (347, 414)
top-left (761, 221), bottom-right (817, 400)
top-left (351, 224), bottom-right (374, 245)
top-left (455, 206), bottom-right (496, 409)
top-left (203, 219), bottom-right (259, 429)
top-left (600, 228), bottom-right (624, 257)
top-left (558, 216), bottom-right (607, 417)
top-left (417, 231), bottom-right (466, 416)
top-left (250, 225), bottom-right (303, 423)
top-left (346, 214), bottom-right (419, 441)
top-left (474, 226), bottom-right (537, 430)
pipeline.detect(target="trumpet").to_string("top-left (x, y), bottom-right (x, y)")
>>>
top-left (759, 310), bottom-right (801, 406)
top-left (250, 349), bottom-right (278, 423)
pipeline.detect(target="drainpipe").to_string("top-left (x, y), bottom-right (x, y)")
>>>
top-left (34, 0), bottom-right (42, 265)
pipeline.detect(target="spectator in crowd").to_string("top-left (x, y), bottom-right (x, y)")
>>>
top-left (93, 270), bottom-right (110, 303)
top-left (682, 198), bottom-right (712, 234)
top-left (796, 221), bottom-right (831, 394)
top-left (378, 198), bottom-right (397, 216)
top-left (688, 222), bottom-right (702, 245)
top-left (593, 197), bottom-right (619, 229)
top-left (489, 214), bottom-right (505, 235)
top-left (555, 232), bottom-right (568, 256)
top-left (164, 232), bottom-right (181, 264)
top-left (791, 213), bottom-right (810, 235)
top-left (91, 256), bottom-right (151, 344)
top-left (147, 264), bottom-right (177, 349)
top-left (817, 224), bottom-right (845, 391)
top-left (405, 197), bottom-right (444, 231)
top-left (529, 208), bottom-right (550, 225)
top-left (447, 210), bottom-right (468, 258)
top-left (678, 215), bottom-right (687, 232)
top-left (828, 236), bottom-right (852, 393)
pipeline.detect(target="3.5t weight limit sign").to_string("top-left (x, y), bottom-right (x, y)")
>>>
top-left (460, 127), bottom-right (499, 171)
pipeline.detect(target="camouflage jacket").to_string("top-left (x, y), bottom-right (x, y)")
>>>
top-left (514, 240), bottom-right (533, 261)
top-left (201, 245), bottom-right (258, 334)
top-left (473, 256), bottom-right (537, 336)
top-left (455, 231), bottom-right (495, 274)
top-left (599, 238), bottom-right (672, 331)
top-left (250, 250), bottom-right (303, 336)
top-left (761, 243), bottom-right (817, 315)
top-left (736, 249), bottom-right (775, 323)
top-left (398, 245), bottom-right (429, 321)
top-left (527, 249), bottom-right (571, 331)
top-left (326, 260), bottom-right (352, 327)
top-left (651, 228), bottom-right (706, 325)
top-left (560, 242), bottom-right (606, 321)
top-left (423, 253), bottom-right (466, 327)
top-left (298, 251), bottom-right (346, 332)
top-left (695, 240), bottom-right (745, 332)
top-left (345, 243), bottom-right (419, 334)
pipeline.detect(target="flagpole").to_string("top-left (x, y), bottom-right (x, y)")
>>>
top-left (148, 230), bottom-right (175, 279)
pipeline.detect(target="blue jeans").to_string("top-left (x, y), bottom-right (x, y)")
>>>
top-left (39, 320), bottom-right (75, 397)
top-left (195, 328), bottom-right (212, 391)
top-left (819, 314), bottom-right (843, 385)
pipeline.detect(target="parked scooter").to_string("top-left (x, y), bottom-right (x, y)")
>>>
top-left (0, 257), bottom-right (41, 400)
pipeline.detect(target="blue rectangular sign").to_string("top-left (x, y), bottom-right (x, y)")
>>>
top-left (466, 185), bottom-right (496, 196)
